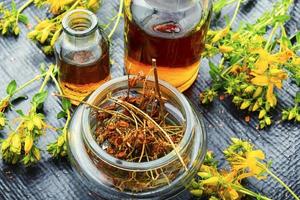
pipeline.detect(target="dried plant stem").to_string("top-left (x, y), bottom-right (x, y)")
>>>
top-left (52, 93), bottom-right (132, 122)
top-left (152, 59), bottom-right (165, 120)
top-left (112, 98), bottom-right (188, 171)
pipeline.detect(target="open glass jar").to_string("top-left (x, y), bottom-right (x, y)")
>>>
top-left (67, 76), bottom-right (206, 199)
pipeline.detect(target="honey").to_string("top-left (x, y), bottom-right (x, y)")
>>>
top-left (124, 0), bottom-right (211, 91)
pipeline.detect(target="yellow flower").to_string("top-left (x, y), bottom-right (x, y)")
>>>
top-left (251, 49), bottom-right (288, 107)
top-left (292, 57), bottom-right (300, 65)
top-left (219, 45), bottom-right (234, 53)
top-left (212, 27), bottom-right (230, 43)
top-left (47, 0), bottom-right (75, 14)
top-left (273, 49), bottom-right (294, 64)
top-left (231, 150), bottom-right (266, 179)
top-left (251, 66), bottom-right (287, 107)
top-left (0, 114), bottom-right (5, 127)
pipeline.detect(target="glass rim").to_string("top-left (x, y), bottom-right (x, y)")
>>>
top-left (62, 9), bottom-right (98, 37)
top-left (81, 76), bottom-right (199, 171)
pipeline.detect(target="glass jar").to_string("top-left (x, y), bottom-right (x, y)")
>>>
top-left (67, 76), bottom-right (207, 199)
top-left (124, 0), bottom-right (212, 92)
top-left (55, 9), bottom-right (110, 105)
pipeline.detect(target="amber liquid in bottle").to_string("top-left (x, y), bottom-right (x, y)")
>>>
top-left (57, 42), bottom-right (110, 104)
top-left (125, 1), bottom-right (211, 91)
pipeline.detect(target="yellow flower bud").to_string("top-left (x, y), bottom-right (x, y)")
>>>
top-left (40, 29), bottom-right (49, 44)
top-left (244, 85), bottom-right (255, 93)
top-left (190, 189), bottom-right (203, 197)
top-left (288, 111), bottom-right (296, 121)
top-left (33, 147), bottom-right (41, 161)
top-left (57, 135), bottom-right (65, 147)
top-left (27, 30), bottom-right (38, 39)
top-left (197, 172), bottom-right (212, 179)
top-left (0, 117), bottom-right (5, 127)
top-left (27, 120), bottom-right (34, 131)
top-left (240, 101), bottom-right (251, 110)
top-left (201, 177), bottom-right (219, 186)
top-left (14, 26), bottom-right (20, 35)
top-left (33, 116), bottom-right (43, 130)
top-left (253, 87), bottom-right (263, 98)
top-left (265, 117), bottom-right (271, 125)
top-left (10, 134), bottom-right (21, 154)
top-left (219, 45), bottom-right (234, 53)
top-left (259, 110), bottom-right (266, 119)
top-left (50, 30), bottom-right (61, 46)
top-left (1, 138), bottom-right (11, 152)
top-left (24, 134), bottom-right (34, 154)
top-left (252, 101), bottom-right (260, 111)
top-left (212, 28), bottom-right (229, 43)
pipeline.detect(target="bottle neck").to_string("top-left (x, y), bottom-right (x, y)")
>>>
top-left (64, 30), bottom-right (99, 48)
top-left (62, 9), bottom-right (99, 47)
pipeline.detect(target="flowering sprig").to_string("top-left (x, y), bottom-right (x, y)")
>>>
top-left (282, 92), bottom-right (300, 122)
top-left (0, 64), bottom-right (55, 165)
top-left (0, 72), bottom-right (48, 130)
top-left (29, 0), bottom-right (123, 54)
top-left (190, 151), bottom-right (271, 200)
top-left (33, 0), bottom-right (101, 15)
top-left (190, 138), bottom-right (300, 200)
top-left (225, 138), bottom-right (300, 200)
top-left (200, 0), bottom-right (299, 128)
top-left (0, 0), bottom-right (33, 35)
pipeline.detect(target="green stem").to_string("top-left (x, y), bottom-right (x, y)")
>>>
top-left (1, 72), bottom-right (47, 105)
top-left (50, 71), bottom-right (71, 135)
top-left (108, 0), bottom-right (124, 39)
top-left (221, 58), bottom-right (243, 78)
top-left (14, 73), bottom-right (47, 95)
top-left (16, 0), bottom-right (34, 24)
top-left (231, 184), bottom-right (272, 200)
top-left (228, 0), bottom-right (242, 28)
top-left (265, 23), bottom-right (280, 50)
top-left (18, 0), bottom-right (34, 13)
top-left (39, 65), bottom-right (55, 92)
top-left (265, 168), bottom-right (300, 200)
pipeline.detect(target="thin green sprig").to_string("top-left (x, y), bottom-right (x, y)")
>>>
top-left (0, 64), bottom-right (55, 165)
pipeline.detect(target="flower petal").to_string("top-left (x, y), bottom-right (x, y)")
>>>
top-left (251, 75), bottom-right (269, 86)
top-left (266, 84), bottom-right (277, 107)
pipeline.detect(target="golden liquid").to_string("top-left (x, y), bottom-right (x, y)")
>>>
top-left (57, 47), bottom-right (110, 105)
top-left (125, 57), bottom-right (200, 91)
top-left (124, 1), bottom-right (211, 91)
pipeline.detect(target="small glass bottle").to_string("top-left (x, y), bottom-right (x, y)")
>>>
top-left (55, 9), bottom-right (110, 105)
top-left (124, 0), bottom-right (212, 92)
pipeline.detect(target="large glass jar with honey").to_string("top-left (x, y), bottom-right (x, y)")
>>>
top-left (124, 0), bottom-right (212, 92)
top-left (55, 9), bottom-right (110, 105)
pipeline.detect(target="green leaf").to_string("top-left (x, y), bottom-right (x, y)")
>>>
top-left (16, 109), bottom-right (25, 116)
top-left (281, 36), bottom-right (292, 48)
top-left (18, 14), bottom-right (29, 25)
top-left (32, 91), bottom-right (48, 106)
top-left (62, 98), bottom-right (71, 111)
top-left (295, 92), bottom-right (300, 104)
top-left (39, 63), bottom-right (46, 74)
top-left (11, 0), bottom-right (17, 13)
top-left (6, 80), bottom-right (17, 96)
top-left (274, 15), bottom-right (290, 23)
top-left (296, 32), bottom-right (300, 45)
top-left (57, 111), bottom-right (66, 119)
top-left (208, 61), bottom-right (221, 81)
